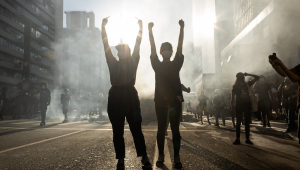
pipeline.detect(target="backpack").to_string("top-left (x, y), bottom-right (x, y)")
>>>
top-left (246, 83), bottom-right (258, 112)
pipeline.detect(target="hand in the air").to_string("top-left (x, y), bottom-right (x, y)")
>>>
top-left (148, 22), bottom-right (154, 30)
top-left (187, 87), bottom-right (191, 93)
top-left (102, 16), bottom-right (109, 26)
top-left (179, 19), bottom-right (184, 27)
top-left (137, 18), bottom-right (143, 29)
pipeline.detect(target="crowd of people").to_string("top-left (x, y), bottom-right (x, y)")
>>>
top-left (0, 16), bottom-right (299, 170)
top-left (0, 84), bottom-right (107, 125)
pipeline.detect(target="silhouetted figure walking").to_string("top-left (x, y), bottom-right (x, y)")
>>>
top-left (101, 17), bottom-right (151, 169)
top-left (149, 19), bottom-right (185, 169)
top-left (61, 89), bottom-right (71, 123)
top-left (38, 81), bottom-right (51, 126)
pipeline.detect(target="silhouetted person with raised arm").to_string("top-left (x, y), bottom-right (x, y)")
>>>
top-left (101, 17), bottom-right (151, 169)
top-left (149, 20), bottom-right (184, 169)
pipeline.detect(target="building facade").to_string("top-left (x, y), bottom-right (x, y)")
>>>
top-left (221, 0), bottom-right (300, 87)
top-left (0, 0), bottom-right (63, 95)
top-left (63, 11), bottom-right (109, 96)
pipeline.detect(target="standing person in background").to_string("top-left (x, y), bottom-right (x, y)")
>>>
top-left (198, 90), bottom-right (210, 125)
top-left (61, 89), bottom-right (71, 123)
top-left (149, 19), bottom-right (185, 169)
top-left (282, 78), bottom-right (298, 133)
top-left (102, 17), bottom-right (152, 169)
top-left (1, 87), bottom-right (8, 117)
top-left (213, 89), bottom-right (225, 126)
top-left (254, 75), bottom-right (273, 127)
top-left (269, 55), bottom-right (300, 144)
top-left (38, 81), bottom-right (51, 126)
top-left (12, 91), bottom-right (25, 119)
top-left (231, 72), bottom-right (260, 145)
top-left (270, 84), bottom-right (280, 120)
top-left (191, 96), bottom-right (199, 119)
top-left (27, 92), bottom-right (37, 119)
top-left (0, 92), bottom-right (3, 120)
top-left (277, 82), bottom-right (285, 118)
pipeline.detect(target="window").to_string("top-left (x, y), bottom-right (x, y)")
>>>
top-left (42, 25), bottom-right (48, 31)
top-left (0, 38), bottom-right (3, 45)
top-left (36, 30), bottom-right (41, 38)
top-left (36, 7), bottom-right (41, 15)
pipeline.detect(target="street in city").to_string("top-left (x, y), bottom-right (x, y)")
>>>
top-left (0, 113), bottom-right (299, 170)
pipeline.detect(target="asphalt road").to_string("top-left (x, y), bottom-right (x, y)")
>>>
top-left (0, 115), bottom-right (299, 170)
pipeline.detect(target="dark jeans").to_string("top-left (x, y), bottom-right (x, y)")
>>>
top-left (108, 110), bottom-right (147, 159)
top-left (40, 103), bottom-right (48, 124)
top-left (258, 99), bottom-right (271, 122)
top-left (285, 103), bottom-right (296, 130)
top-left (215, 108), bottom-right (225, 125)
top-left (156, 102), bottom-right (181, 156)
top-left (236, 103), bottom-right (251, 139)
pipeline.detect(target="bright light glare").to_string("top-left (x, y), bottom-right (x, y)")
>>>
top-left (105, 13), bottom-right (139, 49)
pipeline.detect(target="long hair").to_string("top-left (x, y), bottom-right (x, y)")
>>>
top-left (40, 81), bottom-right (48, 88)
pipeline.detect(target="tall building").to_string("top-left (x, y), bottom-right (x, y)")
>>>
top-left (62, 11), bottom-right (108, 96)
top-left (221, 0), bottom-right (300, 87)
top-left (0, 0), bottom-right (63, 94)
top-left (193, 0), bottom-right (217, 95)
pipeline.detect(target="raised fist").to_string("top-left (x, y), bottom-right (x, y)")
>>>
top-left (102, 17), bottom-right (109, 26)
top-left (179, 19), bottom-right (184, 27)
top-left (148, 22), bottom-right (154, 29)
top-left (137, 20), bottom-right (143, 28)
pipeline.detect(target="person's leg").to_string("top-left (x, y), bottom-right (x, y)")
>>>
top-left (156, 104), bottom-right (168, 156)
top-left (108, 110), bottom-right (126, 159)
top-left (235, 107), bottom-right (242, 140)
top-left (287, 105), bottom-right (296, 130)
top-left (126, 110), bottom-right (147, 157)
top-left (215, 108), bottom-right (219, 125)
top-left (40, 104), bottom-right (47, 124)
top-left (165, 113), bottom-right (170, 136)
top-left (221, 109), bottom-right (225, 125)
top-left (169, 102), bottom-right (181, 157)
top-left (244, 109), bottom-right (251, 140)
top-left (298, 109), bottom-right (300, 143)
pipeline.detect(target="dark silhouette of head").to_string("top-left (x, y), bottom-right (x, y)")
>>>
top-left (115, 44), bottom-right (131, 59)
top-left (160, 42), bottom-right (173, 60)
top-left (40, 81), bottom-right (48, 89)
top-left (234, 72), bottom-right (245, 86)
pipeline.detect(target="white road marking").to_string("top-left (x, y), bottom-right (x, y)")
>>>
top-left (11, 121), bottom-right (42, 125)
top-left (153, 139), bottom-right (172, 170)
top-left (57, 121), bottom-right (85, 126)
top-left (0, 130), bottom-right (84, 154)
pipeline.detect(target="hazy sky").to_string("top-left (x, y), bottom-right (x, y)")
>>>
top-left (63, 0), bottom-right (195, 97)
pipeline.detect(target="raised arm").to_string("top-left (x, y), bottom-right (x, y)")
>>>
top-left (176, 19), bottom-right (184, 55)
top-left (269, 56), bottom-right (300, 82)
top-left (245, 72), bottom-right (260, 85)
top-left (132, 19), bottom-right (143, 57)
top-left (101, 17), bottom-right (115, 62)
top-left (148, 22), bottom-right (157, 57)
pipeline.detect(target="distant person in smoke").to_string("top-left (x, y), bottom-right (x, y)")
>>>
top-left (198, 90), bottom-right (210, 125)
top-left (213, 89), bottom-right (226, 126)
top-left (231, 72), bottom-right (260, 145)
top-left (12, 91), bottom-right (26, 119)
top-left (1, 87), bottom-right (8, 117)
top-left (269, 54), bottom-right (300, 144)
top-left (27, 92), bottom-right (37, 119)
top-left (101, 17), bottom-right (151, 169)
top-left (38, 81), bottom-right (51, 126)
top-left (0, 92), bottom-right (3, 120)
top-left (61, 89), bottom-right (71, 123)
top-left (281, 78), bottom-right (298, 133)
top-left (254, 75), bottom-right (273, 127)
top-left (148, 19), bottom-right (185, 169)
top-left (270, 84), bottom-right (280, 120)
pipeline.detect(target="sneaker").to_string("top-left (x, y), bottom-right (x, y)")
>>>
top-left (233, 139), bottom-right (240, 145)
top-left (141, 155), bottom-right (152, 167)
top-left (245, 139), bottom-right (253, 145)
top-left (174, 155), bottom-right (183, 169)
top-left (40, 122), bottom-right (45, 126)
top-left (215, 124), bottom-right (219, 127)
top-left (267, 122), bottom-right (271, 127)
top-left (117, 159), bottom-right (124, 169)
top-left (156, 154), bottom-right (164, 167)
top-left (200, 121), bottom-right (203, 125)
top-left (62, 119), bottom-right (69, 123)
